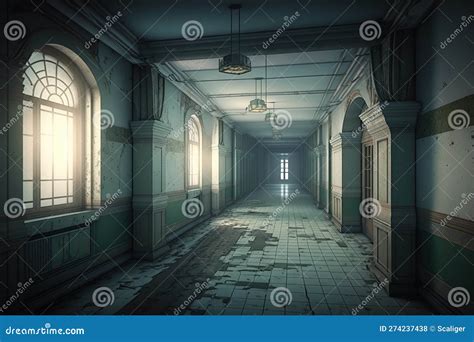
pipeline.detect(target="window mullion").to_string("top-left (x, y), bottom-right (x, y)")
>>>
top-left (32, 99), bottom-right (40, 209)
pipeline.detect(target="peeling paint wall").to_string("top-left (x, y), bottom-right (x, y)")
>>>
top-left (0, 5), bottom-right (134, 306)
top-left (415, 0), bottom-right (474, 312)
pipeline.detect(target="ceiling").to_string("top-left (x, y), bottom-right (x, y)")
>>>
top-left (100, 0), bottom-right (391, 41)
top-left (168, 49), bottom-right (359, 140)
top-left (94, 0), bottom-right (393, 143)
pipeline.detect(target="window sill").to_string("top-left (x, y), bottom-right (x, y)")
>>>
top-left (186, 188), bottom-right (202, 199)
top-left (24, 209), bottom-right (98, 236)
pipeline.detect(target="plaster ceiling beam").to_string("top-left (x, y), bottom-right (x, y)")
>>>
top-left (140, 24), bottom-right (380, 62)
top-left (208, 89), bottom-right (336, 98)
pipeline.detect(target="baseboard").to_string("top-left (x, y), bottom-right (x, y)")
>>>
top-left (25, 250), bottom-right (132, 313)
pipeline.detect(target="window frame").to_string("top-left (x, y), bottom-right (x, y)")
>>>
top-left (280, 158), bottom-right (289, 181)
top-left (185, 115), bottom-right (202, 190)
top-left (22, 47), bottom-right (87, 217)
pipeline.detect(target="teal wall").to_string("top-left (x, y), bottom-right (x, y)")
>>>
top-left (415, 0), bottom-right (473, 309)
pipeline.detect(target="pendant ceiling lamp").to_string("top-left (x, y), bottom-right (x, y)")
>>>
top-left (247, 55), bottom-right (268, 113)
top-left (272, 129), bottom-right (282, 140)
top-left (219, 4), bottom-right (251, 75)
top-left (265, 102), bottom-right (275, 121)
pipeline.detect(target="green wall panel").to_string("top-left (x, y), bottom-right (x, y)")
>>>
top-left (418, 230), bottom-right (474, 292)
top-left (94, 210), bottom-right (133, 250)
top-left (416, 94), bottom-right (474, 139)
top-left (166, 199), bottom-right (186, 226)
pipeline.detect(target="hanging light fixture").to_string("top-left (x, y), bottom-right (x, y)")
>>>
top-left (247, 55), bottom-right (268, 112)
top-left (247, 78), bottom-right (267, 112)
top-left (272, 129), bottom-right (282, 140)
top-left (265, 102), bottom-right (275, 121)
top-left (219, 4), bottom-right (251, 75)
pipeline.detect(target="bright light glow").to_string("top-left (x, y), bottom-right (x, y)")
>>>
top-left (280, 159), bottom-right (288, 180)
top-left (187, 116), bottom-right (201, 188)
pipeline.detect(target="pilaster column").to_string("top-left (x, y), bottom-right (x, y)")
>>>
top-left (314, 145), bottom-right (325, 209)
top-left (329, 133), bottom-right (361, 233)
top-left (361, 101), bottom-right (419, 296)
top-left (211, 144), bottom-right (228, 215)
top-left (130, 120), bottom-right (171, 260)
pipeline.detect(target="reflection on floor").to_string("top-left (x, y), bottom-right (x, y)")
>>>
top-left (47, 185), bottom-right (434, 315)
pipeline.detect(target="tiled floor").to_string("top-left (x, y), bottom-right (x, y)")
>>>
top-left (47, 184), bottom-right (434, 315)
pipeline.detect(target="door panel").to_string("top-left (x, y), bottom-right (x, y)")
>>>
top-left (362, 143), bottom-right (374, 241)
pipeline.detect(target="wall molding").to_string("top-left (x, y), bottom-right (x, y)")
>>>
top-left (416, 94), bottom-right (474, 139)
top-left (417, 207), bottom-right (474, 251)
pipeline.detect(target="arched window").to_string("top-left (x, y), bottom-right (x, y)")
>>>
top-left (187, 115), bottom-right (201, 189)
top-left (22, 48), bottom-right (85, 211)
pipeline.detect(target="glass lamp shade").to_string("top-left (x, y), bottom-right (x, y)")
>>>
top-left (264, 112), bottom-right (274, 121)
top-left (248, 98), bottom-right (267, 113)
top-left (219, 54), bottom-right (251, 74)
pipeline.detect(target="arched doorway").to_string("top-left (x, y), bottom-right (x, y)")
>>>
top-left (330, 96), bottom-right (367, 233)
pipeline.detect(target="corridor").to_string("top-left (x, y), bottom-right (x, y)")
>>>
top-left (1, 0), bottom-right (472, 318)
top-left (46, 185), bottom-right (432, 315)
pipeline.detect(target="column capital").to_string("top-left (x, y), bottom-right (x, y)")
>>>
top-left (313, 145), bottom-right (326, 156)
top-left (361, 101), bottom-right (420, 136)
top-left (329, 132), bottom-right (360, 148)
top-left (130, 120), bottom-right (172, 145)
